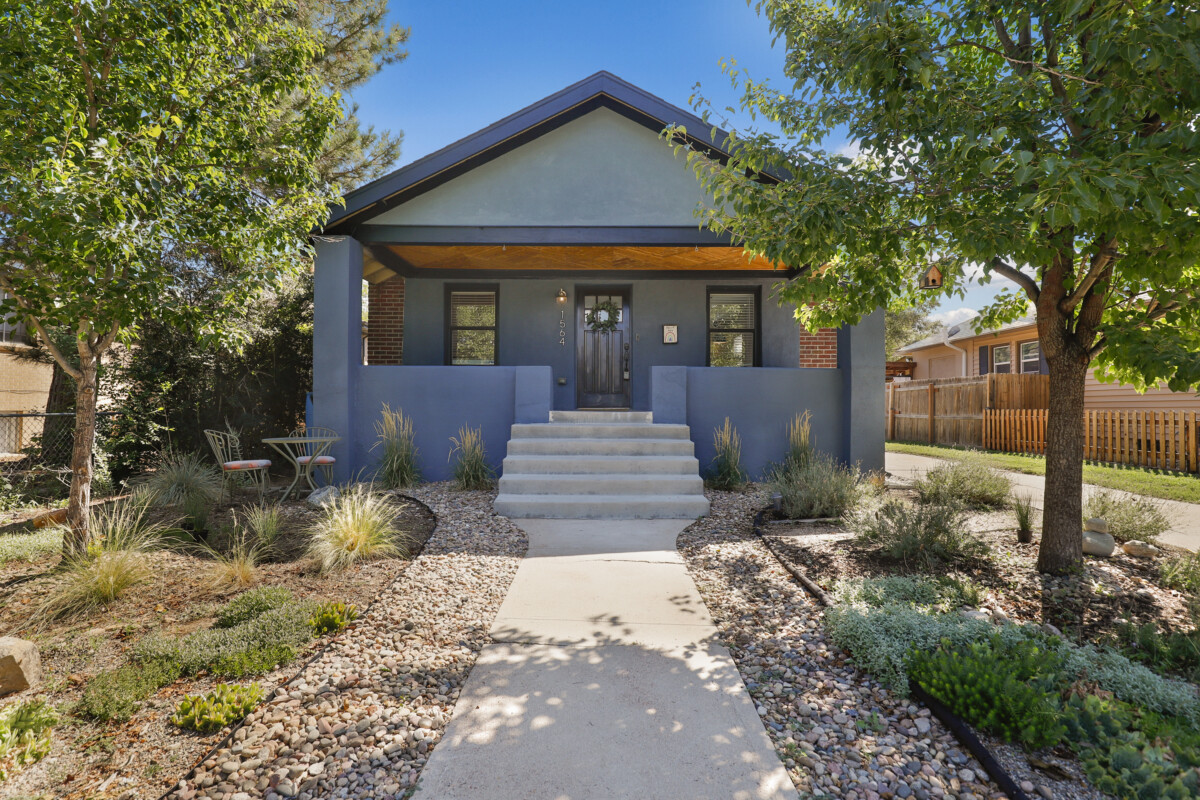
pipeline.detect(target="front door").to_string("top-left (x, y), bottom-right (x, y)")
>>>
top-left (577, 288), bottom-right (631, 408)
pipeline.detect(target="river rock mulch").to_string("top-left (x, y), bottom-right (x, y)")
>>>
top-left (679, 489), bottom-right (1004, 800)
top-left (166, 484), bottom-right (526, 800)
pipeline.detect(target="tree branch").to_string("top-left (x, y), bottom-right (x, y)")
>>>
top-left (1041, 25), bottom-right (1086, 139)
top-left (947, 38), bottom-right (1103, 86)
top-left (1061, 237), bottom-right (1118, 313)
top-left (989, 257), bottom-right (1041, 301)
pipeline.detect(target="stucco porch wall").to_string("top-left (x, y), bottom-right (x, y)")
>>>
top-left (337, 365), bottom-right (551, 483)
top-left (651, 366), bottom-right (846, 480)
top-left (401, 276), bottom-right (804, 411)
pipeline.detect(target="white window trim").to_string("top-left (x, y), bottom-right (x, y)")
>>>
top-left (992, 344), bottom-right (1012, 371)
top-left (1019, 341), bottom-right (1040, 373)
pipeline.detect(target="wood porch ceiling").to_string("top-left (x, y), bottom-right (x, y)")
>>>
top-left (379, 244), bottom-right (780, 274)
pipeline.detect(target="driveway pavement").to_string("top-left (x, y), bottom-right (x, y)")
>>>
top-left (413, 519), bottom-right (797, 800)
top-left (886, 451), bottom-right (1200, 553)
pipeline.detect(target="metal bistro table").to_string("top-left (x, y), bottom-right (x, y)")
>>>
top-left (262, 435), bottom-right (341, 501)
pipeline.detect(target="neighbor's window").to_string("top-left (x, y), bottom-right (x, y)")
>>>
top-left (1019, 341), bottom-right (1041, 373)
top-left (991, 344), bottom-right (1012, 374)
top-left (445, 287), bottom-right (498, 365)
top-left (707, 288), bottom-right (760, 367)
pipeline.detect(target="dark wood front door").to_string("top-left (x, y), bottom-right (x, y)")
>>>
top-left (577, 288), bottom-right (631, 408)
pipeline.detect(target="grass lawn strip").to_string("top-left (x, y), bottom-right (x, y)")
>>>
top-left (679, 489), bottom-right (1001, 800)
top-left (168, 484), bottom-right (526, 800)
top-left (885, 442), bottom-right (1200, 505)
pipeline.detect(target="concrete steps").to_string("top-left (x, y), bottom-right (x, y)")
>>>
top-left (494, 411), bottom-right (710, 520)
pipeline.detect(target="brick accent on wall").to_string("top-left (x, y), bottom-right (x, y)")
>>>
top-left (798, 326), bottom-right (838, 368)
top-left (367, 277), bottom-right (405, 365)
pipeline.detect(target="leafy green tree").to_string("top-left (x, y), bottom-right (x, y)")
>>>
top-left (0, 0), bottom-right (339, 553)
top-left (886, 297), bottom-right (943, 361)
top-left (672, 1), bottom-right (1200, 573)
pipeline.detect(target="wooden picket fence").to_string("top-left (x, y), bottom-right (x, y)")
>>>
top-left (886, 374), bottom-right (1048, 448)
top-left (984, 408), bottom-right (1200, 473)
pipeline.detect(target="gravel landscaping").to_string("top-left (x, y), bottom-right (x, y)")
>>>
top-left (167, 484), bottom-right (525, 800)
top-left (678, 489), bottom-right (1004, 800)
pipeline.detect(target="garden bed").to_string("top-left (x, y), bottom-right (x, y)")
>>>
top-left (0, 489), bottom-right (435, 800)
top-left (764, 499), bottom-right (1196, 646)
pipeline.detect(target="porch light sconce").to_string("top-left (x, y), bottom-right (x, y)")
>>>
top-left (555, 288), bottom-right (568, 304)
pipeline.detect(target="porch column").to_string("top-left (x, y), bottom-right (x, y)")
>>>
top-left (838, 309), bottom-right (885, 473)
top-left (313, 235), bottom-right (363, 483)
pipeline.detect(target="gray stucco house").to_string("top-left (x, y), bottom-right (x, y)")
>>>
top-left (312, 72), bottom-right (883, 517)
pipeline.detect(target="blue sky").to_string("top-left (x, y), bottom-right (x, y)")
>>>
top-left (350, 0), bottom-right (1003, 325)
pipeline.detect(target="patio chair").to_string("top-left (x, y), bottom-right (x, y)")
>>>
top-left (289, 426), bottom-right (337, 487)
top-left (204, 429), bottom-right (271, 501)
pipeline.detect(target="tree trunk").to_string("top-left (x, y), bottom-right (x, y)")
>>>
top-left (64, 352), bottom-right (98, 556)
top-left (42, 359), bottom-right (75, 467)
top-left (1037, 354), bottom-right (1089, 574)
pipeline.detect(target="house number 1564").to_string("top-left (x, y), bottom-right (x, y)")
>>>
top-left (558, 309), bottom-right (566, 346)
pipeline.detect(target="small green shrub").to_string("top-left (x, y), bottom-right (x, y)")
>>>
top-left (1160, 552), bottom-right (1200, 595)
top-left (832, 575), bottom-right (986, 612)
top-left (0, 699), bottom-right (56, 780)
top-left (910, 635), bottom-right (1066, 749)
top-left (914, 460), bottom-right (1011, 509)
top-left (172, 683), bottom-right (263, 733)
top-left (449, 425), bottom-right (495, 490)
top-left (306, 485), bottom-right (410, 573)
top-left (768, 452), bottom-right (863, 519)
top-left (309, 600), bottom-right (359, 635)
top-left (78, 659), bottom-right (180, 722)
top-left (373, 403), bottom-right (421, 489)
top-left (1083, 490), bottom-right (1171, 544)
top-left (134, 604), bottom-right (314, 679)
top-left (852, 500), bottom-right (990, 568)
top-left (706, 417), bottom-right (748, 491)
top-left (1063, 694), bottom-right (1200, 800)
top-left (135, 451), bottom-right (222, 531)
top-left (1107, 622), bottom-right (1200, 683)
top-left (215, 586), bottom-right (295, 629)
top-left (240, 504), bottom-right (283, 549)
top-left (0, 528), bottom-right (63, 564)
top-left (1012, 492), bottom-right (1036, 543)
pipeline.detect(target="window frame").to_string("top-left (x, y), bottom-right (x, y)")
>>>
top-left (991, 343), bottom-right (1012, 374)
top-left (1018, 340), bottom-right (1041, 374)
top-left (705, 286), bottom-right (762, 368)
top-left (444, 284), bottom-right (499, 366)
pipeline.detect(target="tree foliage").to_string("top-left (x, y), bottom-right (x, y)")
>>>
top-left (670, 0), bottom-right (1200, 573)
top-left (886, 296), bottom-right (943, 360)
top-left (0, 0), bottom-right (340, 550)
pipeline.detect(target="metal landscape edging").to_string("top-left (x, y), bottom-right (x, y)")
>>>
top-left (750, 509), bottom-right (1033, 800)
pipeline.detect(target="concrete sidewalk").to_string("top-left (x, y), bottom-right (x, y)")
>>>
top-left (413, 520), bottom-right (797, 800)
top-left (886, 451), bottom-right (1200, 553)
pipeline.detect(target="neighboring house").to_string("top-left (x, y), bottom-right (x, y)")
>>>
top-left (898, 315), bottom-right (1200, 410)
top-left (0, 300), bottom-right (54, 455)
top-left (310, 72), bottom-right (883, 510)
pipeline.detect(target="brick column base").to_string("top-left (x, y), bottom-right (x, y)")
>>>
top-left (366, 277), bottom-right (405, 365)
top-left (799, 327), bottom-right (838, 368)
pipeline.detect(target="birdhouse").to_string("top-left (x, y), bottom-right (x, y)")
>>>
top-left (920, 264), bottom-right (944, 290)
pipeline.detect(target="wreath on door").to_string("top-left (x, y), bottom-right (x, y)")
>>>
top-left (585, 300), bottom-right (621, 333)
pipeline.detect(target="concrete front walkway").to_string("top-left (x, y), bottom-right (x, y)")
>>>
top-left (413, 520), bottom-right (798, 800)
top-left (886, 451), bottom-right (1200, 552)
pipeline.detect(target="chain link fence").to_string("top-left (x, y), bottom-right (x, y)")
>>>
top-left (0, 411), bottom-right (118, 476)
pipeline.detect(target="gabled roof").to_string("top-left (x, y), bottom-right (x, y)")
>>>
top-left (323, 71), bottom-right (751, 234)
top-left (899, 314), bottom-right (1037, 353)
